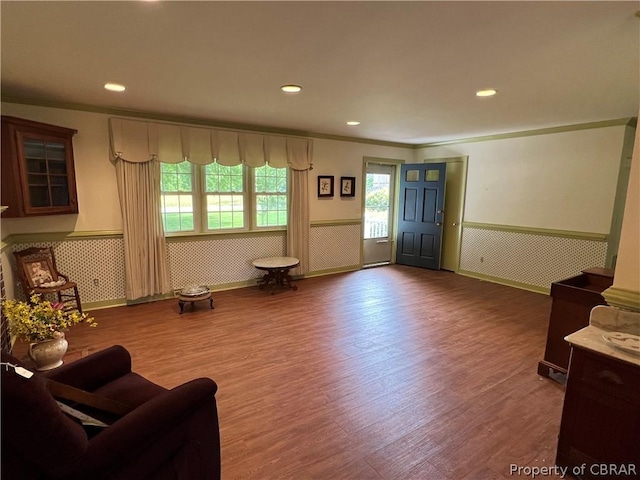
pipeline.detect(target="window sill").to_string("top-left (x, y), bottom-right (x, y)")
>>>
top-left (165, 228), bottom-right (286, 242)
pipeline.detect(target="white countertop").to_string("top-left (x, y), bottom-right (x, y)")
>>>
top-left (565, 325), bottom-right (640, 367)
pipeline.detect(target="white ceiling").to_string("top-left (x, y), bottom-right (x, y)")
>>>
top-left (1, 1), bottom-right (639, 145)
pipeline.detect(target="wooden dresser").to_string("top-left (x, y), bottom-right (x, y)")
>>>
top-left (557, 305), bottom-right (640, 480)
top-left (538, 267), bottom-right (614, 379)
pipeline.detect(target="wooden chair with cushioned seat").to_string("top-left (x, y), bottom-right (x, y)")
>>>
top-left (13, 246), bottom-right (82, 313)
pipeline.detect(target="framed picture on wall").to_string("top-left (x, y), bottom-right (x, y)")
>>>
top-left (340, 176), bottom-right (356, 197)
top-left (317, 176), bottom-right (334, 197)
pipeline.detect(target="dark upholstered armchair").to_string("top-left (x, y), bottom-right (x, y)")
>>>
top-left (1, 345), bottom-right (221, 480)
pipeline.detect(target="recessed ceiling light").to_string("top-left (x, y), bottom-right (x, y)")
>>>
top-left (104, 83), bottom-right (126, 92)
top-left (346, 121), bottom-right (361, 126)
top-left (476, 89), bottom-right (497, 97)
top-left (281, 85), bottom-right (302, 93)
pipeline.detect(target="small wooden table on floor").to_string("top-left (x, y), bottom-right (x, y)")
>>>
top-left (252, 256), bottom-right (299, 294)
top-left (178, 291), bottom-right (214, 314)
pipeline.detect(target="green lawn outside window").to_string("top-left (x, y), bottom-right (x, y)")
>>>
top-left (160, 162), bottom-right (287, 233)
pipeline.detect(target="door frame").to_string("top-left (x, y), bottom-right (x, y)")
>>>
top-left (361, 157), bottom-right (405, 267)
top-left (423, 156), bottom-right (468, 272)
top-left (362, 163), bottom-right (396, 266)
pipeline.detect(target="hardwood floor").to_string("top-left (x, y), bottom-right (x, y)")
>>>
top-left (15, 265), bottom-right (568, 479)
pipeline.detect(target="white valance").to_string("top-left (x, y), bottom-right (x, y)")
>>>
top-left (109, 118), bottom-right (313, 170)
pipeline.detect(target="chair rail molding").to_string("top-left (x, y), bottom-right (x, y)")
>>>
top-left (602, 286), bottom-right (640, 312)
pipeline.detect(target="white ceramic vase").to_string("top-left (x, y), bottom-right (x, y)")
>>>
top-left (28, 332), bottom-right (68, 371)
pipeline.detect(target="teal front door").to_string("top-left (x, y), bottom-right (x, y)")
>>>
top-left (395, 163), bottom-right (446, 269)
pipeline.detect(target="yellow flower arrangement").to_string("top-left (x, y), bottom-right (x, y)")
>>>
top-left (1, 294), bottom-right (96, 343)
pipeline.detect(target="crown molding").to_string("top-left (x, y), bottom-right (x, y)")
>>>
top-left (1, 94), bottom-right (412, 149)
top-left (415, 118), bottom-right (637, 148)
top-left (3, 95), bottom-right (635, 150)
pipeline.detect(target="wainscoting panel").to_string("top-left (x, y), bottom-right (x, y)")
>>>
top-left (310, 223), bottom-right (361, 273)
top-left (167, 234), bottom-right (286, 289)
top-left (7, 223), bottom-right (608, 306)
top-left (11, 234), bottom-right (288, 306)
top-left (12, 238), bottom-right (127, 304)
top-left (459, 226), bottom-right (608, 292)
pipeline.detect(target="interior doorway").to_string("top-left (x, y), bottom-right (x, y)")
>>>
top-left (363, 163), bottom-right (396, 266)
top-left (424, 156), bottom-right (468, 272)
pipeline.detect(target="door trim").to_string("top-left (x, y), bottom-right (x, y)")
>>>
top-left (423, 156), bottom-right (468, 273)
top-left (361, 157), bottom-right (405, 267)
top-left (363, 163), bottom-right (396, 266)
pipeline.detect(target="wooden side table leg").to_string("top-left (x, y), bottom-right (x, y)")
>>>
top-left (179, 300), bottom-right (185, 314)
top-left (258, 272), bottom-right (274, 289)
top-left (283, 269), bottom-right (297, 291)
top-left (209, 297), bottom-right (214, 309)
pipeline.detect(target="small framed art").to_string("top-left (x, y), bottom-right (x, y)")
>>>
top-left (24, 259), bottom-right (55, 288)
top-left (318, 176), bottom-right (334, 197)
top-left (340, 176), bottom-right (356, 197)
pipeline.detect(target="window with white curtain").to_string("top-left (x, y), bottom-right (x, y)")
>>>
top-left (160, 161), bottom-right (287, 234)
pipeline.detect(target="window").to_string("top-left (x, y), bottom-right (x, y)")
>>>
top-left (204, 163), bottom-right (244, 230)
top-left (160, 162), bottom-right (194, 232)
top-left (254, 165), bottom-right (287, 228)
top-left (364, 172), bottom-right (391, 239)
top-left (160, 162), bottom-right (287, 234)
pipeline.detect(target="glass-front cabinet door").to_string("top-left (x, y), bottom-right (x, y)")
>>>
top-left (1, 116), bottom-right (78, 217)
top-left (21, 135), bottom-right (72, 209)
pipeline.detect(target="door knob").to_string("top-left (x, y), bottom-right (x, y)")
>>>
top-left (452, 222), bottom-right (459, 226)
top-left (436, 222), bottom-right (442, 226)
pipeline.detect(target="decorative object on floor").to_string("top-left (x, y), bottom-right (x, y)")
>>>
top-left (1, 294), bottom-right (96, 370)
top-left (317, 175), bottom-right (334, 197)
top-left (1, 345), bottom-right (221, 479)
top-left (13, 246), bottom-right (83, 312)
top-left (178, 285), bottom-right (214, 314)
top-left (340, 176), bottom-right (356, 197)
top-left (252, 256), bottom-right (299, 294)
top-left (28, 331), bottom-right (68, 371)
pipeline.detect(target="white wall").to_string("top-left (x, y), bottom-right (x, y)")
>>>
top-left (418, 126), bottom-right (627, 233)
top-left (1, 103), bottom-right (122, 236)
top-left (1, 102), bottom-right (414, 235)
top-left (1, 102), bottom-right (632, 300)
top-left (612, 124), bottom-right (640, 293)
top-left (414, 125), bottom-right (630, 292)
top-left (311, 138), bottom-right (413, 221)
top-left (0, 102), bottom-right (414, 305)
top-left (7, 102), bottom-right (623, 239)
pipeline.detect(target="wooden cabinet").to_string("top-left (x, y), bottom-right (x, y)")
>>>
top-left (1, 116), bottom-right (79, 217)
top-left (538, 268), bottom-right (614, 378)
top-left (556, 346), bottom-right (640, 479)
